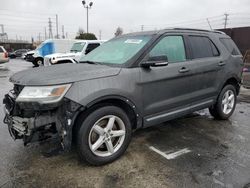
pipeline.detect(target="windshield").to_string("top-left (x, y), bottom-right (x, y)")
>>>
top-left (70, 42), bottom-right (86, 52)
top-left (80, 35), bottom-right (151, 65)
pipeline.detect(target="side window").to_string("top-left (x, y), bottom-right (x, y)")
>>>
top-left (86, 43), bottom-right (100, 54)
top-left (210, 41), bottom-right (220, 56)
top-left (0, 47), bottom-right (3, 53)
top-left (220, 38), bottom-right (241, 55)
top-left (149, 36), bottom-right (186, 63)
top-left (189, 36), bottom-right (219, 59)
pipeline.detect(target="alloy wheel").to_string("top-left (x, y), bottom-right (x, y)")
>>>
top-left (88, 115), bottom-right (126, 157)
top-left (221, 90), bottom-right (235, 115)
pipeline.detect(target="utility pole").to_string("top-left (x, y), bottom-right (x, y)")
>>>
top-left (48, 18), bottom-right (53, 38)
top-left (99, 30), bottom-right (102, 40)
top-left (44, 27), bottom-right (47, 40)
top-left (38, 33), bottom-right (41, 42)
top-left (62, 25), bottom-right (65, 39)
top-left (82, 1), bottom-right (93, 33)
top-left (206, 18), bottom-right (212, 30)
top-left (224, 13), bottom-right (229, 29)
top-left (56, 14), bottom-right (59, 39)
top-left (141, 25), bottom-right (144, 32)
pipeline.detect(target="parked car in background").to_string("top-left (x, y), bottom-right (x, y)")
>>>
top-left (9, 49), bottom-right (30, 59)
top-left (25, 39), bottom-right (76, 67)
top-left (44, 40), bottom-right (106, 66)
top-left (0, 46), bottom-right (9, 64)
top-left (3, 28), bottom-right (243, 165)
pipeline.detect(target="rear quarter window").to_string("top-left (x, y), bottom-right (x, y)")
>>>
top-left (220, 38), bottom-right (241, 56)
top-left (0, 47), bottom-right (4, 53)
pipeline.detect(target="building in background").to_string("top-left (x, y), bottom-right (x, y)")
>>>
top-left (218, 27), bottom-right (250, 56)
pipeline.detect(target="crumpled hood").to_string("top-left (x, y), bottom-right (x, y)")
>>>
top-left (10, 63), bottom-right (121, 86)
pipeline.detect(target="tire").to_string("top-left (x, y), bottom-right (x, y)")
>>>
top-left (33, 58), bottom-right (43, 67)
top-left (209, 84), bottom-right (237, 120)
top-left (77, 106), bottom-right (132, 166)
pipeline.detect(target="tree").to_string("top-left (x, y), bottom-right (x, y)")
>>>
top-left (77, 28), bottom-right (85, 36)
top-left (114, 27), bottom-right (123, 37)
top-left (75, 28), bottom-right (97, 40)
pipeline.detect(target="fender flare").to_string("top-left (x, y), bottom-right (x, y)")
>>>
top-left (85, 95), bottom-right (143, 129)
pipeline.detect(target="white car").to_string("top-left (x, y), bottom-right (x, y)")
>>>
top-left (25, 39), bottom-right (76, 67)
top-left (0, 46), bottom-right (9, 64)
top-left (44, 40), bottom-right (106, 66)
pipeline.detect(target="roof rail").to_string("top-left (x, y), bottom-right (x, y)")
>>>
top-left (212, 30), bottom-right (226, 34)
top-left (172, 28), bottom-right (226, 35)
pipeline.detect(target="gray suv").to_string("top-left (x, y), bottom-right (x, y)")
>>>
top-left (3, 28), bottom-right (243, 165)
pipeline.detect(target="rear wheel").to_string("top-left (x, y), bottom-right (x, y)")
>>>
top-left (209, 84), bottom-right (237, 120)
top-left (77, 106), bottom-right (132, 165)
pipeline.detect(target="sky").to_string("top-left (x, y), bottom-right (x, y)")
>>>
top-left (1, 0), bottom-right (250, 42)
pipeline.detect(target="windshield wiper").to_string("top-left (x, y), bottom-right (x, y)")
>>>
top-left (80, 60), bottom-right (99, 65)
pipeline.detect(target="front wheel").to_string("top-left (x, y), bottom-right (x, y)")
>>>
top-left (209, 84), bottom-right (237, 120)
top-left (33, 58), bottom-right (43, 67)
top-left (77, 106), bottom-right (132, 165)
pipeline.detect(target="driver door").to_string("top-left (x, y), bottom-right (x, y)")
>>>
top-left (140, 35), bottom-right (197, 127)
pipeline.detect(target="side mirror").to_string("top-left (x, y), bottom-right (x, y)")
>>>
top-left (141, 55), bottom-right (168, 68)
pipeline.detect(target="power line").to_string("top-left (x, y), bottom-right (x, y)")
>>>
top-left (0, 13), bottom-right (55, 21)
top-left (0, 8), bottom-right (55, 16)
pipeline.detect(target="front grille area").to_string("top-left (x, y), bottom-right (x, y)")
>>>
top-left (13, 84), bottom-right (24, 97)
top-left (3, 85), bottom-right (23, 116)
top-left (3, 94), bottom-right (15, 115)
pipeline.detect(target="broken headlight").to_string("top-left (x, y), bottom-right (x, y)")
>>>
top-left (16, 84), bottom-right (71, 104)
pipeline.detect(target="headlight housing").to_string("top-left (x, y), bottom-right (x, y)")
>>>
top-left (16, 84), bottom-right (71, 104)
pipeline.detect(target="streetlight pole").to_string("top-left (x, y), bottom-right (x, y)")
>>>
top-left (82, 1), bottom-right (93, 34)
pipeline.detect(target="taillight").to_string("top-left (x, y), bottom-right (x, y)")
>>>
top-left (4, 52), bottom-right (8, 58)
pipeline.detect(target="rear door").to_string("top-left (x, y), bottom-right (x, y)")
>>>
top-left (186, 35), bottom-right (224, 106)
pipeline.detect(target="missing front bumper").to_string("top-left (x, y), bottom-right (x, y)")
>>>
top-left (3, 93), bottom-right (83, 150)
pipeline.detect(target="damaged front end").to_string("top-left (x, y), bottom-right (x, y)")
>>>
top-left (3, 84), bottom-right (83, 151)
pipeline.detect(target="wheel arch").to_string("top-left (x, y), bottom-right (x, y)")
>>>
top-left (72, 95), bottom-right (142, 139)
top-left (221, 76), bottom-right (241, 95)
top-left (35, 56), bottom-right (44, 62)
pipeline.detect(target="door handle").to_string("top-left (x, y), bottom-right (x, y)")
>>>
top-left (179, 67), bottom-right (190, 73)
top-left (218, 61), bottom-right (226, 66)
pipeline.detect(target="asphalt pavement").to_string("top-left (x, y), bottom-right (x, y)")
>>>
top-left (0, 59), bottom-right (250, 188)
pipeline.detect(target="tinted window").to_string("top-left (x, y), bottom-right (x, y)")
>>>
top-left (0, 47), bottom-right (3, 53)
top-left (149, 36), bottom-right (186, 63)
top-left (189, 36), bottom-right (219, 59)
top-left (86, 43), bottom-right (100, 53)
top-left (210, 41), bottom-right (220, 56)
top-left (220, 38), bottom-right (241, 55)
